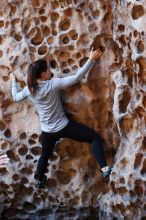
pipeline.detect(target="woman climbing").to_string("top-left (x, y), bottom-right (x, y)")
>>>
top-left (10, 48), bottom-right (112, 189)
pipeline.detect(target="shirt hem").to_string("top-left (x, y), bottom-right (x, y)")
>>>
top-left (41, 119), bottom-right (69, 133)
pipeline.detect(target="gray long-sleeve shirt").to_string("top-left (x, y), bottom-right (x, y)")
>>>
top-left (12, 59), bottom-right (95, 132)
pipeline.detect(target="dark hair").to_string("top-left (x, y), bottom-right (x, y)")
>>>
top-left (27, 59), bottom-right (48, 96)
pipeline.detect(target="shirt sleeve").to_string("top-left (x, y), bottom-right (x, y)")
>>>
top-left (51, 58), bottom-right (95, 90)
top-left (12, 79), bottom-right (29, 102)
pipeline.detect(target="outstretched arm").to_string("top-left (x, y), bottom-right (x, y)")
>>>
top-left (51, 48), bottom-right (102, 90)
top-left (10, 73), bottom-right (28, 102)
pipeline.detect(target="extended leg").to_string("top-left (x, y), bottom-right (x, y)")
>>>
top-left (57, 120), bottom-right (107, 168)
top-left (36, 131), bottom-right (57, 180)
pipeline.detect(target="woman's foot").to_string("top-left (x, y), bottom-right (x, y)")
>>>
top-left (101, 166), bottom-right (113, 180)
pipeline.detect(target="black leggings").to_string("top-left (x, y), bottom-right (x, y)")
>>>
top-left (36, 120), bottom-right (107, 179)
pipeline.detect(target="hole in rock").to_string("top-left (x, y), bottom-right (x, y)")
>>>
top-left (132, 5), bottom-right (144, 19)
top-left (50, 60), bottom-right (57, 69)
top-left (60, 18), bottom-right (71, 31)
top-left (52, 29), bottom-right (57, 36)
top-left (69, 30), bottom-right (78, 40)
top-left (4, 129), bottom-right (11, 138)
top-left (142, 96), bottom-right (146, 108)
top-left (118, 24), bottom-right (125, 32)
top-left (117, 187), bottom-right (128, 195)
top-left (76, 52), bottom-right (82, 58)
top-left (31, 146), bottom-right (41, 155)
top-left (2, 76), bottom-right (9, 82)
top-left (28, 28), bottom-right (37, 39)
top-left (140, 158), bottom-right (146, 176)
top-left (12, 174), bottom-right (19, 181)
top-left (72, 65), bottom-right (78, 70)
top-left (14, 33), bottom-right (22, 41)
top-left (31, 28), bottom-right (43, 46)
top-left (0, 120), bottom-right (6, 131)
top-left (26, 154), bottom-right (33, 160)
top-left (61, 61), bottom-right (67, 68)
top-left (137, 40), bottom-right (144, 53)
top-left (10, 4), bottom-right (17, 14)
top-left (136, 56), bottom-right (146, 83)
top-left (11, 18), bottom-right (20, 26)
top-left (7, 150), bottom-right (20, 161)
top-left (50, 12), bottom-right (59, 22)
top-left (29, 46), bottom-right (36, 53)
top-left (1, 142), bottom-right (8, 150)
top-left (68, 59), bottom-right (75, 65)
top-left (18, 144), bottom-right (28, 156)
top-left (41, 25), bottom-right (51, 37)
top-left (21, 167), bottom-right (33, 175)
top-left (134, 179), bottom-right (143, 197)
top-left (133, 30), bottom-right (139, 38)
top-left (119, 117), bottom-right (134, 138)
top-left (63, 68), bottom-right (70, 74)
top-left (0, 35), bottom-right (3, 44)
top-left (119, 91), bottom-right (131, 113)
top-left (135, 106), bottom-right (145, 118)
top-left (40, 16), bottom-right (47, 22)
top-left (46, 178), bottom-right (57, 188)
top-left (53, 165), bottom-right (57, 169)
top-left (79, 57), bottom-right (88, 67)
top-left (62, 36), bottom-right (70, 44)
top-left (64, 8), bottom-right (73, 17)
top-left (49, 153), bottom-right (58, 161)
top-left (23, 19), bottom-right (32, 33)
top-left (28, 139), bottom-right (36, 145)
top-left (47, 36), bottom-right (54, 44)
top-left (118, 35), bottom-right (127, 46)
top-left (38, 45), bottom-right (47, 55)
top-left (68, 45), bottom-right (74, 50)
top-left (59, 51), bottom-right (70, 59)
top-left (31, 133), bottom-right (38, 139)
top-left (88, 23), bottom-right (98, 32)
top-left (57, 170), bottom-right (71, 185)
top-left (19, 132), bottom-right (26, 140)
top-left (5, 21), bottom-right (9, 28)
top-left (51, 1), bottom-right (59, 10)
top-left (119, 177), bottom-right (125, 184)
top-left (39, 9), bottom-right (45, 14)
top-left (0, 50), bottom-right (3, 57)
top-left (0, 20), bottom-right (4, 28)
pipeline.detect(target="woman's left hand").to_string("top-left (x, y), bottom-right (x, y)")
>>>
top-left (0, 154), bottom-right (9, 168)
top-left (10, 72), bottom-right (16, 81)
top-left (89, 47), bottom-right (102, 61)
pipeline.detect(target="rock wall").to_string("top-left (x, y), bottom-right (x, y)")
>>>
top-left (0, 0), bottom-right (145, 219)
top-left (100, 1), bottom-right (146, 219)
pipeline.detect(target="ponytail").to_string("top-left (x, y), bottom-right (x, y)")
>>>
top-left (27, 59), bottom-right (48, 96)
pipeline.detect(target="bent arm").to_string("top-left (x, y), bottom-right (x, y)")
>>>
top-left (12, 79), bottom-right (28, 102)
top-left (51, 58), bottom-right (95, 90)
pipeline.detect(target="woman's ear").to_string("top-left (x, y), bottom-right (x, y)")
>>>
top-left (40, 72), bottom-right (46, 79)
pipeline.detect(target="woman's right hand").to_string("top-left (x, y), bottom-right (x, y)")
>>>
top-left (89, 47), bottom-right (102, 61)
top-left (0, 154), bottom-right (9, 168)
top-left (10, 72), bottom-right (16, 81)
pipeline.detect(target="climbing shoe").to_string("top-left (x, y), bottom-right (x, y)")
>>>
top-left (101, 166), bottom-right (113, 180)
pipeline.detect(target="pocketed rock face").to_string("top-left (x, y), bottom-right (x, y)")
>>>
top-left (100, 1), bottom-right (146, 220)
top-left (0, 0), bottom-right (145, 219)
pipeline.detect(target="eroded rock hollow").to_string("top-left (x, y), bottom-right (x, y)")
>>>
top-left (0, 0), bottom-right (145, 219)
